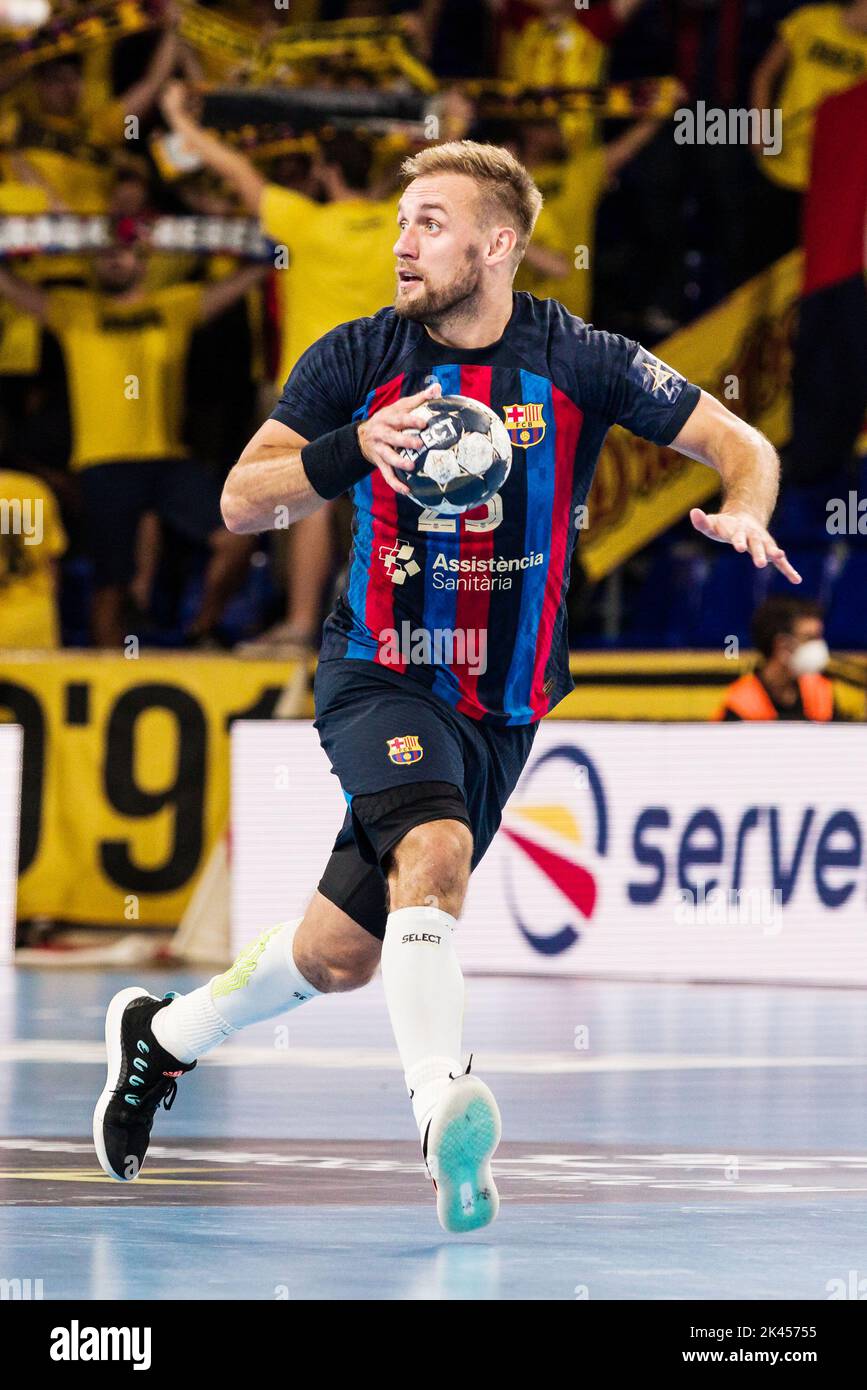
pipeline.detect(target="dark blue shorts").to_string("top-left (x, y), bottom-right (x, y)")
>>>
top-left (79, 457), bottom-right (223, 586)
top-left (314, 658), bottom-right (537, 939)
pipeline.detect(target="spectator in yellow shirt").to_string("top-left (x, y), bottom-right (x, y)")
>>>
top-left (159, 82), bottom-right (398, 385)
top-left (747, 0), bottom-right (867, 268)
top-left (468, 113), bottom-right (663, 321)
top-left (0, 469), bottom-right (67, 649)
top-left (159, 80), bottom-right (400, 653)
top-left (0, 240), bottom-right (265, 648)
top-left (0, 177), bottom-right (53, 378)
top-left (752, 0), bottom-right (867, 192)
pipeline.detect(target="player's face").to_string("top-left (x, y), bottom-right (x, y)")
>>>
top-left (394, 175), bottom-right (490, 324)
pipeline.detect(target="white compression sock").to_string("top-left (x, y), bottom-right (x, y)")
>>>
top-left (152, 919), bottom-right (319, 1063)
top-left (379, 905), bottom-right (465, 1134)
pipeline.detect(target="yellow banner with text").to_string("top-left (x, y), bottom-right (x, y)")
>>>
top-left (0, 654), bottom-right (301, 928)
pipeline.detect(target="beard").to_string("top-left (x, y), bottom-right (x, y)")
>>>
top-left (394, 249), bottom-right (484, 328)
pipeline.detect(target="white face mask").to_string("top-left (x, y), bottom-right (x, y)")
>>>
top-left (790, 638), bottom-right (830, 676)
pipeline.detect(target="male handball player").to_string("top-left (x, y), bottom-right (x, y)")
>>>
top-left (94, 140), bottom-right (800, 1233)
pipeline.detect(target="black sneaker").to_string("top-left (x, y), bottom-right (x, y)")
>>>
top-left (93, 987), bottom-right (196, 1182)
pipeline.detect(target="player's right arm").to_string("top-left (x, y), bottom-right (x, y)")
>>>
top-left (221, 383), bottom-right (440, 534)
top-left (221, 419), bottom-right (319, 534)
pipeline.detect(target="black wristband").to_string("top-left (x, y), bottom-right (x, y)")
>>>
top-left (300, 423), bottom-right (372, 501)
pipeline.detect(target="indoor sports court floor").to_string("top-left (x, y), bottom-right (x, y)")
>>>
top-left (2, 965), bottom-right (867, 1301)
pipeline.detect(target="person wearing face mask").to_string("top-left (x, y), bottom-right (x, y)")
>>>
top-left (713, 597), bottom-right (837, 721)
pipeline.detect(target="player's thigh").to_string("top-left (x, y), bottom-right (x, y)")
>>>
top-left (462, 719), bottom-right (539, 869)
top-left (314, 660), bottom-right (470, 869)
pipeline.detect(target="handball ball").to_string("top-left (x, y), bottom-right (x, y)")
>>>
top-left (399, 394), bottom-right (512, 516)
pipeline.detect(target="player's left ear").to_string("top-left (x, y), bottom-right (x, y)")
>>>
top-left (486, 226), bottom-right (518, 268)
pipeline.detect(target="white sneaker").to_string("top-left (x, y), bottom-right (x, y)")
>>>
top-left (422, 1073), bottom-right (501, 1234)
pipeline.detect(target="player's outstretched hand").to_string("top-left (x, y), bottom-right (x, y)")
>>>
top-left (689, 507), bottom-right (802, 584)
top-left (358, 381), bottom-right (442, 496)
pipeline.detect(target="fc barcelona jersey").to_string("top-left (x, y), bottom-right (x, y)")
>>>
top-left (271, 292), bottom-right (701, 727)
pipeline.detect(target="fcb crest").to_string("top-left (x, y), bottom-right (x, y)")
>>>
top-left (503, 402), bottom-right (546, 448)
top-left (387, 734), bottom-right (424, 765)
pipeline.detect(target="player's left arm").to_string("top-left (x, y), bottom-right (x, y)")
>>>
top-left (671, 389), bottom-right (801, 584)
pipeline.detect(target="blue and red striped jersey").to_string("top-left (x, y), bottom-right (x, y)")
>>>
top-left (271, 292), bottom-right (700, 726)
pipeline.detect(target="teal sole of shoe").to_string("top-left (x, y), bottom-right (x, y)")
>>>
top-left (435, 1095), bottom-right (500, 1234)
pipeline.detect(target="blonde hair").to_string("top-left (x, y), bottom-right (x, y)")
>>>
top-left (400, 140), bottom-right (543, 269)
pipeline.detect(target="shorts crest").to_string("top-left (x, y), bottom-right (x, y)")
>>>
top-left (386, 734), bottom-right (424, 765)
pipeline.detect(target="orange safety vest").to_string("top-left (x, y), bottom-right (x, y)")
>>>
top-left (712, 671), bottom-right (834, 722)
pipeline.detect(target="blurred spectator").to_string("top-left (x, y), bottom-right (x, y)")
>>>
top-left (502, 0), bottom-right (646, 144)
top-left (160, 85), bottom-right (396, 380)
top-left (0, 170), bottom-right (51, 380)
top-left (713, 597), bottom-right (838, 720)
top-left (0, 240), bottom-right (264, 647)
top-left (0, 467), bottom-right (66, 648)
top-left (496, 0), bottom-right (659, 318)
top-left (0, 13), bottom-right (179, 213)
top-left (491, 112), bottom-right (664, 321)
top-left (160, 81), bottom-right (399, 652)
top-left (109, 156), bottom-right (155, 219)
top-left (749, 0), bottom-right (867, 266)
